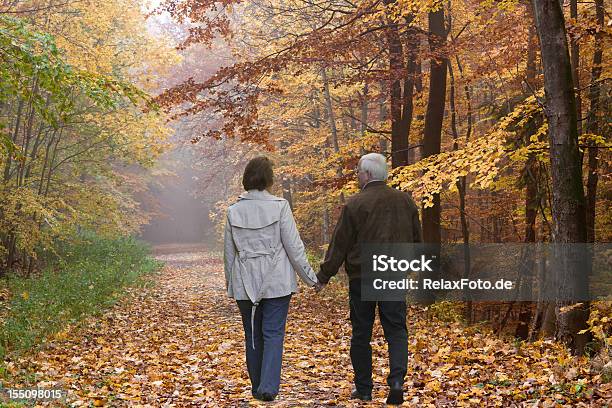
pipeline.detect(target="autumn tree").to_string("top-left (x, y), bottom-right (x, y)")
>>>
top-left (0, 1), bottom-right (176, 273)
top-left (532, 0), bottom-right (589, 354)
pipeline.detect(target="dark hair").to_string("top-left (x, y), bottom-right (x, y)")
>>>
top-left (242, 156), bottom-right (274, 191)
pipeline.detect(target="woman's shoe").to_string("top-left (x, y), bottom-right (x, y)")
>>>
top-left (252, 391), bottom-right (276, 402)
top-left (260, 393), bottom-right (275, 401)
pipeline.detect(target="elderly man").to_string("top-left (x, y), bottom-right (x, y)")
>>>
top-left (316, 153), bottom-right (422, 405)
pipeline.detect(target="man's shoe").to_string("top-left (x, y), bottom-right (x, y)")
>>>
top-left (386, 384), bottom-right (404, 405)
top-left (351, 389), bottom-right (372, 401)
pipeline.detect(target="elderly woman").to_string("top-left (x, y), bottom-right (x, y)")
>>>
top-left (223, 156), bottom-right (318, 402)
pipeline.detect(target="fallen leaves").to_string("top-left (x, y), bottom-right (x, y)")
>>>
top-left (1, 249), bottom-right (610, 407)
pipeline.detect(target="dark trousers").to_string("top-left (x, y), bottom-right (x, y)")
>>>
top-left (349, 279), bottom-right (408, 394)
top-left (236, 295), bottom-right (291, 396)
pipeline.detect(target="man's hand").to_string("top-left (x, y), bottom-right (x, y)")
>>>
top-left (314, 282), bottom-right (326, 293)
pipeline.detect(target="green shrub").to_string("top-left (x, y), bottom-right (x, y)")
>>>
top-left (0, 233), bottom-right (162, 361)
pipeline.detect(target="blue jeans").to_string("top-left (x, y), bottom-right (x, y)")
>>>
top-left (236, 294), bottom-right (291, 396)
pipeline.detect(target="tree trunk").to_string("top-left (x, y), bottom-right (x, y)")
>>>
top-left (379, 80), bottom-right (388, 153)
top-left (517, 154), bottom-right (538, 340)
top-left (321, 68), bottom-right (345, 204)
top-left (532, 0), bottom-right (589, 355)
top-left (384, 0), bottom-right (408, 168)
top-left (279, 141), bottom-right (294, 210)
top-left (322, 208), bottom-right (330, 245)
top-left (422, 4), bottom-right (447, 244)
top-left (403, 33), bottom-right (417, 165)
top-left (517, 9), bottom-right (538, 340)
top-left (585, 0), bottom-right (603, 244)
top-left (448, 59), bottom-right (472, 321)
top-left (360, 83), bottom-right (368, 155)
top-left (3, 99), bottom-right (24, 183)
top-left (321, 69), bottom-right (339, 152)
top-left (569, 0), bottom-right (581, 135)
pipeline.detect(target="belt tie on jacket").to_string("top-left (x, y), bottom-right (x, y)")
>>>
top-left (237, 245), bottom-right (281, 349)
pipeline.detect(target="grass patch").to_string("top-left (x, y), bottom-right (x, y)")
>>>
top-left (0, 233), bottom-right (163, 362)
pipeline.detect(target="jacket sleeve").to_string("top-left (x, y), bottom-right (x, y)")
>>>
top-left (223, 213), bottom-right (236, 290)
top-left (318, 203), bottom-right (355, 284)
top-left (279, 201), bottom-right (318, 286)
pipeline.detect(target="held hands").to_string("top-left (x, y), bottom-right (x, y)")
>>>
top-left (311, 269), bottom-right (326, 293)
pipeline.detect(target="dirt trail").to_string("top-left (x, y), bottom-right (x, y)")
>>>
top-left (4, 250), bottom-right (608, 407)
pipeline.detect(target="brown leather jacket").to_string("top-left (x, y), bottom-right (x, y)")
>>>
top-left (317, 180), bottom-right (423, 283)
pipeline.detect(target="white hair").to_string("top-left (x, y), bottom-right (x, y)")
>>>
top-left (359, 153), bottom-right (388, 181)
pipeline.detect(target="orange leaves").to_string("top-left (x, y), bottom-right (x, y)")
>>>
top-left (387, 92), bottom-right (552, 207)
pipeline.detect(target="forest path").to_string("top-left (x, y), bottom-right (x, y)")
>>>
top-left (7, 250), bottom-right (608, 407)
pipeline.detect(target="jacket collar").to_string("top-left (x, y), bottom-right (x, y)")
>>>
top-left (238, 189), bottom-right (284, 201)
top-left (362, 180), bottom-right (386, 191)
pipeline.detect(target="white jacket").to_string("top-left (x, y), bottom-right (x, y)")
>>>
top-left (223, 189), bottom-right (318, 302)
